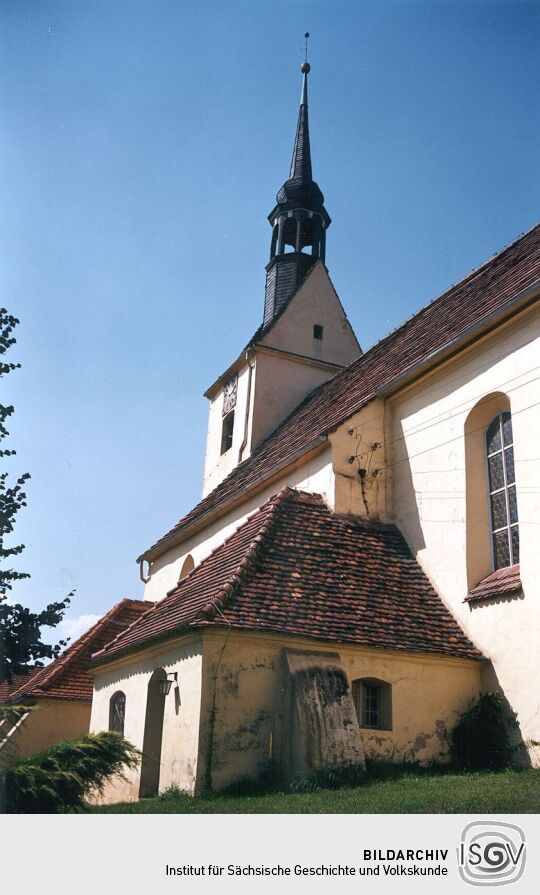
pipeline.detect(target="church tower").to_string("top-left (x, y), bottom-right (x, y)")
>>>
top-left (263, 58), bottom-right (331, 327)
top-left (202, 50), bottom-right (361, 497)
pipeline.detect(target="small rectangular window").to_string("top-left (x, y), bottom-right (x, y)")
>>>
top-left (352, 678), bottom-right (392, 730)
top-left (220, 410), bottom-right (235, 455)
top-left (313, 324), bottom-right (324, 340)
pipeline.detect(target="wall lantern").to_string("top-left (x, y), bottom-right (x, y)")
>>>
top-left (159, 672), bottom-right (177, 696)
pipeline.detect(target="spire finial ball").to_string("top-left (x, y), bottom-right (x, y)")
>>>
top-left (301, 62), bottom-right (311, 74)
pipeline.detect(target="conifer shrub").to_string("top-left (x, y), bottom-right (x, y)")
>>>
top-left (4, 731), bottom-right (140, 813)
top-left (451, 692), bottom-right (512, 771)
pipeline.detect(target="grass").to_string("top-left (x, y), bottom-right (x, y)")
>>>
top-left (89, 768), bottom-right (540, 814)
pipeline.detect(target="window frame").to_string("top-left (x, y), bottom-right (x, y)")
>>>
top-left (352, 678), bottom-right (392, 731)
top-left (220, 409), bottom-right (235, 455)
top-left (485, 410), bottom-right (519, 571)
top-left (109, 690), bottom-right (126, 736)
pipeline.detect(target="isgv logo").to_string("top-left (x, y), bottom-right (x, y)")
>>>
top-left (458, 821), bottom-right (526, 886)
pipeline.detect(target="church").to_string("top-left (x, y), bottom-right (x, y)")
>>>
top-left (54, 59), bottom-right (540, 801)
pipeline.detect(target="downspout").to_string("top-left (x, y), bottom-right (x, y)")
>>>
top-left (139, 559), bottom-right (149, 584)
top-left (238, 356), bottom-right (255, 463)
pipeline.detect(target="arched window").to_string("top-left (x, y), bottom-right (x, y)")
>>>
top-left (179, 554), bottom-right (194, 581)
top-left (109, 691), bottom-right (126, 736)
top-left (464, 392), bottom-right (513, 589)
top-left (352, 678), bottom-right (392, 730)
top-left (486, 410), bottom-right (519, 569)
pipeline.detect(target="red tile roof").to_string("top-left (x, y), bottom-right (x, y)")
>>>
top-left (97, 488), bottom-right (483, 664)
top-left (6, 599), bottom-right (149, 703)
top-left (0, 672), bottom-right (34, 705)
top-left (465, 565), bottom-right (522, 603)
top-left (142, 224), bottom-right (540, 562)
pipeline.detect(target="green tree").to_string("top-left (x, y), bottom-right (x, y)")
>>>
top-left (0, 307), bottom-right (72, 684)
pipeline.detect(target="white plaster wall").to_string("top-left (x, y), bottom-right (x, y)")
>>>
top-left (260, 261), bottom-right (361, 364)
top-left (249, 350), bottom-right (340, 451)
top-left (389, 306), bottom-right (540, 760)
top-left (89, 637), bottom-right (203, 803)
top-left (143, 445), bottom-right (334, 603)
top-left (201, 263), bottom-right (360, 499)
top-left (202, 361), bottom-right (253, 497)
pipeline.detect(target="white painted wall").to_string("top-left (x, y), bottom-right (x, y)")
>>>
top-left (389, 306), bottom-right (540, 763)
top-left (260, 261), bottom-right (360, 364)
top-left (201, 263), bottom-right (360, 498)
top-left (202, 361), bottom-right (253, 497)
top-left (89, 637), bottom-right (203, 802)
top-left (144, 445), bottom-right (334, 603)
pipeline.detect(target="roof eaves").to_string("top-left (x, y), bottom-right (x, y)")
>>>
top-left (377, 279), bottom-right (540, 402)
top-left (137, 435), bottom-right (327, 563)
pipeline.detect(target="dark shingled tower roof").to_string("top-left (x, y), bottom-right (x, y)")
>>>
top-left (263, 54), bottom-right (331, 327)
top-left (289, 67), bottom-right (312, 182)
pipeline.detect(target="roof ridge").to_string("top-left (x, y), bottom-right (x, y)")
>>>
top-left (94, 490), bottom-right (296, 661)
top-left (198, 486), bottom-right (296, 621)
top-left (170, 494), bottom-right (283, 594)
top-left (367, 222), bottom-right (540, 346)
top-left (9, 598), bottom-right (147, 700)
top-left (89, 601), bottom-right (157, 661)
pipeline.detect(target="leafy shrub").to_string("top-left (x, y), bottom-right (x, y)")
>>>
top-left (451, 692), bottom-right (512, 771)
top-left (4, 731), bottom-right (140, 813)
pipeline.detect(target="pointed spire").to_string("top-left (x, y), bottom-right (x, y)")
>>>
top-left (263, 34), bottom-right (331, 326)
top-left (289, 69), bottom-right (312, 182)
top-left (289, 41), bottom-right (312, 183)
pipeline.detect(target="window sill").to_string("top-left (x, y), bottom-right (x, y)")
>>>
top-left (360, 726), bottom-right (392, 733)
top-left (465, 564), bottom-right (522, 604)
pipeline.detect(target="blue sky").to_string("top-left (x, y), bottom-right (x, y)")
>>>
top-left (1, 1), bottom-right (538, 641)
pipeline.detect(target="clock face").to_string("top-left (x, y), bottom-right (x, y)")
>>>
top-left (223, 376), bottom-right (238, 416)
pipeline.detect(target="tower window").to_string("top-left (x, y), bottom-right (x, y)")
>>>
top-left (221, 410), bottom-right (235, 455)
top-left (313, 324), bottom-right (323, 340)
top-left (486, 410), bottom-right (519, 569)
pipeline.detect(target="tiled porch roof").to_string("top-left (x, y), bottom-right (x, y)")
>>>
top-left (97, 488), bottom-right (484, 665)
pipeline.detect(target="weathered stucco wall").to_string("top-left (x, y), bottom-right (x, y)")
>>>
top-left (144, 444), bottom-right (334, 603)
top-left (2, 699), bottom-right (90, 762)
top-left (388, 305), bottom-right (540, 764)
top-left (330, 398), bottom-right (388, 520)
top-left (89, 637), bottom-right (203, 803)
top-left (199, 631), bottom-right (482, 791)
